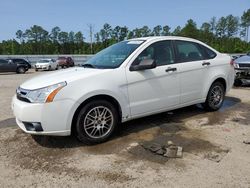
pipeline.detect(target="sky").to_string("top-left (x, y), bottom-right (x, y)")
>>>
top-left (0, 0), bottom-right (249, 41)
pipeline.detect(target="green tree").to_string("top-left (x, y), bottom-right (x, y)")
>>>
top-left (226, 15), bottom-right (239, 37)
top-left (161, 25), bottom-right (171, 36)
top-left (180, 19), bottom-right (199, 39)
top-left (152, 25), bottom-right (162, 36)
top-left (241, 9), bottom-right (250, 41)
top-left (50, 26), bottom-right (61, 43)
top-left (140, 26), bottom-right (151, 37)
top-left (210, 17), bottom-right (217, 34)
top-left (16, 30), bottom-right (24, 43)
top-left (172, 26), bottom-right (182, 36)
top-left (216, 17), bottom-right (227, 37)
top-left (119, 26), bottom-right (128, 41)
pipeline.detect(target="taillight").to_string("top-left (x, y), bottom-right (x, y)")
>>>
top-left (230, 59), bottom-right (235, 66)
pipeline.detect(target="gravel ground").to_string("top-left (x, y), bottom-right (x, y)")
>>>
top-left (0, 69), bottom-right (250, 188)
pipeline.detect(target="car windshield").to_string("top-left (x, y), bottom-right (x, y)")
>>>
top-left (38, 60), bottom-right (50, 63)
top-left (84, 40), bottom-right (145, 69)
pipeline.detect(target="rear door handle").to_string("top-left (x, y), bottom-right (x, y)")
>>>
top-left (165, 67), bottom-right (177, 72)
top-left (202, 62), bottom-right (210, 66)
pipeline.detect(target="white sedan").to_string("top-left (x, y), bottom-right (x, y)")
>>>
top-left (35, 59), bottom-right (58, 71)
top-left (12, 36), bottom-right (235, 144)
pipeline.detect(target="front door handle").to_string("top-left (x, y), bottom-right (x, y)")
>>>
top-left (202, 62), bottom-right (210, 66)
top-left (165, 67), bottom-right (177, 72)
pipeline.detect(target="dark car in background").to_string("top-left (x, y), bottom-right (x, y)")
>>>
top-left (0, 58), bottom-right (31, 74)
top-left (234, 54), bottom-right (250, 86)
top-left (56, 57), bottom-right (74, 68)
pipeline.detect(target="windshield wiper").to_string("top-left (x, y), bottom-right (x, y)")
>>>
top-left (81, 63), bottom-right (96, 68)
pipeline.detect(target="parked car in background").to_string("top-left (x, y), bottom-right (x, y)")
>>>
top-left (233, 54), bottom-right (250, 86)
top-left (56, 57), bottom-right (74, 68)
top-left (7, 58), bottom-right (32, 69)
top-left (35, 59), bottom-right (58, 71)
top-left (12, 36), bottom-right (235, 144)
top-left (0, 58), bottom-right (31, 74)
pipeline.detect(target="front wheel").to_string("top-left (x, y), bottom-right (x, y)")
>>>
top-left (234, 79), bottom-right (242, 87)
top-left (75, 100), bottom-right (119, 144)
top-left (202, 82), bottom-right (225, 111)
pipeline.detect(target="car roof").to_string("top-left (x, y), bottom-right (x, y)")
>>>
top-left (127, 36), bottom-right (219, 54)
top-left (6, 58), bottom-right (26, 60)
top-left (128, 36), bottom-right (202, 43)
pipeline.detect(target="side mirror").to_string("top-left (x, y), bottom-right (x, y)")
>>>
top-left (130, 59), bottom-right (156, 71)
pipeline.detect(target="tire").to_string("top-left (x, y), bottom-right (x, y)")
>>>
top-left (35, 69), bottom-right (38, 72)
top-left (56, 65), bottom-right (59, 70)
top-left (75, 100), bottom-right (119, 144)
top-left (202, 82), bottom-right (225, 111)
top-left (48, 65), bottom-right (52, 71)
top-left (17, 67), bottom-right (26, 74)
top-left (234, 79), bottom-right (242, 87)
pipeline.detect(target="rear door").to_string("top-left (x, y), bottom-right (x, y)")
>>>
top-left (173, 40), bottom-right (209, 104)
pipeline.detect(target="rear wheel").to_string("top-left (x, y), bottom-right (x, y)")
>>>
top-left (75, 100), bottom-right (119, 144)
top-left (17, 67), bottom-right (26, 74)
top-left (234, 79), bottom-right (242, 87)
top-left (202, 82), bottom-right (225, 111)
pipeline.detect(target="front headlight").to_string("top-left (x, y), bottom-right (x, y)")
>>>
top-left (25, 82), bottom-right (67, 103)
top-left (234, 63), bottom-right (239, 68)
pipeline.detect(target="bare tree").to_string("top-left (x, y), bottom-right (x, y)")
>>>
top-left (87, 24), bottom-right (94, 54)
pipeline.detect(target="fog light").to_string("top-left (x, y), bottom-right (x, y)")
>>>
top-left (23, 122), bottom-right (43, 132)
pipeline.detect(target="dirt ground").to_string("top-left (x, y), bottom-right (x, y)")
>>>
top-left (0, 70), bottom-right (250, 188)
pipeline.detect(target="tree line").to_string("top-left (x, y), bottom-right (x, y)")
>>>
top-left (0, 9), bottom-right (250, 55)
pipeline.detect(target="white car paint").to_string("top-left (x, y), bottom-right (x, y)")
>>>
top-left (12, 36), bottom-right (235, 136)
top-left (35, 59), bottom-right (58, 71)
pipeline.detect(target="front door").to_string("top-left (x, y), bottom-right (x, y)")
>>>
top-left (126, 40), bottom-right (180, 117)
top-left (0, 59), bottom-right (9, 72)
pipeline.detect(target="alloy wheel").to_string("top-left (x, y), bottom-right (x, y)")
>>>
top-left (83, 106), bottom-right (114, 139)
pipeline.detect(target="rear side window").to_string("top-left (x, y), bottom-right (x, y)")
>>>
top-left (199, 45), bottom-right (217, 59)
top-left (175, 40), bottom-right (204, 62)
top-left (133, 40), bottom-right (175, 66)
top-left (16, 59), bottom-right (25, 64)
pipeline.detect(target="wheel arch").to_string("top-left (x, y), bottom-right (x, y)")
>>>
top-left (204, 76), bottom-right (227, 98)
top-left (70, 94), bottom-right (123, 135)
top-left (16, 66), bottom-right (26, 73)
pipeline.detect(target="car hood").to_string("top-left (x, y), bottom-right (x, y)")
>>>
top-left (235, 56), bottom-right (250, 64)
top-left (20, 67), bottom-right (111, 90)
top-left (36, 63), bottom-right (50, 66)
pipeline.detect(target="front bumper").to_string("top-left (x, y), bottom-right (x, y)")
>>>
top-left (12, 95), bottom-right (75, 136)
top-left (35, 65), bottom-right (50, 70)
top-left (235, 68), bottom-right (250, 80)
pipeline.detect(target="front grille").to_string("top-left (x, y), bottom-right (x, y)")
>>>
top-left (16, 87), bottom-right (31, 103)
top-left (239, 63), bottom-right (250, 68)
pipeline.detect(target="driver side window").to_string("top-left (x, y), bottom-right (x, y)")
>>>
top-left (0, 59), bottom-right (8, 64)
top-left (132, 40), bottom-right (175, 66)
